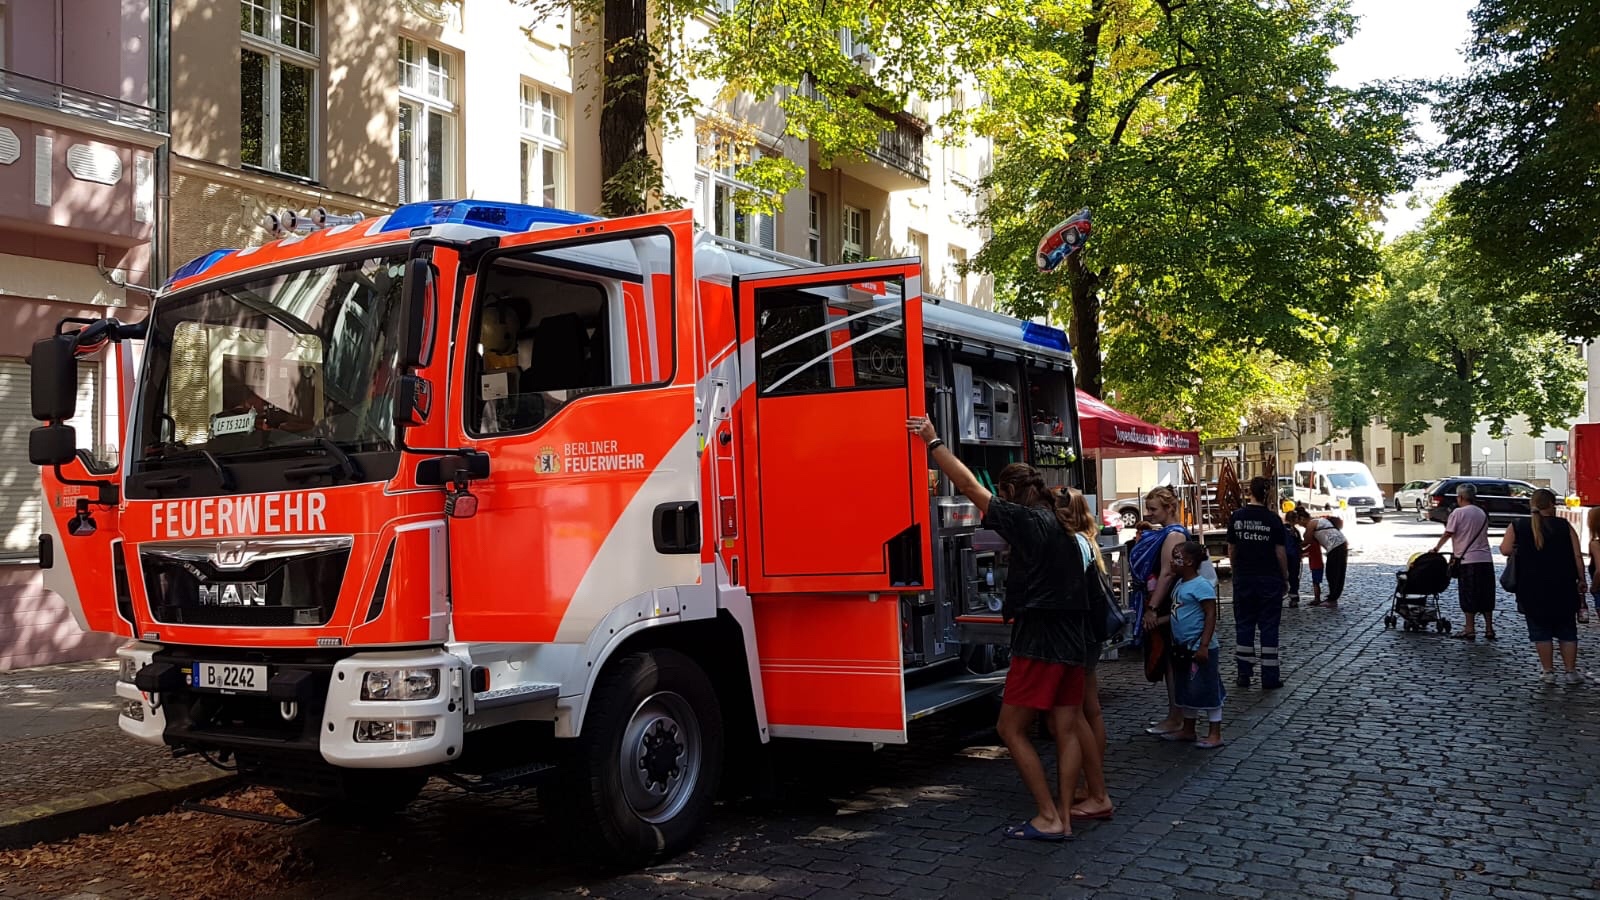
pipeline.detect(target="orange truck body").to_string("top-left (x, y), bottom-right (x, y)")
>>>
top-left (30, 201), bottom-right (1083, 859)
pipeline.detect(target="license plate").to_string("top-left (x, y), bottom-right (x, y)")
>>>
top-left (191, 662), bottom-right (268, 693)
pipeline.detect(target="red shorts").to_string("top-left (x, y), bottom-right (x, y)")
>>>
top-left (1003, 656), bottom-right (1085, 710)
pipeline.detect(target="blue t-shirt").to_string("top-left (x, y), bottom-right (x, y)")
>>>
top-left (1171, 575), bottom-right (1219, 650)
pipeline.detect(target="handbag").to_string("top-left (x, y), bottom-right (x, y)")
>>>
top-left (1142, 623), bottom-right (1171, 682)
top-left (1086, 541), bottom-right (1127, 643)
top-left (1499, 556), bottom-right (1517, 593)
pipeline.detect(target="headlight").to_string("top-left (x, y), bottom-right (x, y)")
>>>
top-left (118, 657), bottom-right (140, 683)
top-left (361, 668), bottom-right (440, 701)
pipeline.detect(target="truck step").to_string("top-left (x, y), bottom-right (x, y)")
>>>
top-left (442, 761), bottom-right (558, 793)
top-left (904, 671), bottom-right (1006, 722)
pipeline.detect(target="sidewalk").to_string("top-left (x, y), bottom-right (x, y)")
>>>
top-left (0, 660), bottom-right (231, 848)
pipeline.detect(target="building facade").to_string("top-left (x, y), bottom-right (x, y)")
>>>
top-left (165, 0), bottom-right (993, 305)
top-left (0, 0), bottom-right (166, 668)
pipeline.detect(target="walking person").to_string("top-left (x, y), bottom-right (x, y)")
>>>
top-left (1228, 476), bottom-right (1291, 689)
top-left (1501, 489), bottom-right (1586, 685)
top-left (1305, 512), bottom-right (1349, 607)
top-left (1431, 483), bottom-right (1496, 640)
top-left (1130, 487), bottom-right (1191, 736)
top-left (908, 416), bottom-right (1094, 840)
top-left (1059, 488), bottom-right (1114, 822)
top-left (1167, 541), bottom-right (1226, 748)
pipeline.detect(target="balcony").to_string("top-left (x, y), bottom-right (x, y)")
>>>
top-left (797, 77), bottom-right (930, 191)
top-left (0, 67), bottom-right (167, 134)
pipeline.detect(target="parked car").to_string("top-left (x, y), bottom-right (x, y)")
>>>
top-left (1393, 479), bottom-right (1436, 514)
top-left (1424, 476), bottom-right (1537, 526)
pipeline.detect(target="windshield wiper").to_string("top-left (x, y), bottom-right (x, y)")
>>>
top-left (144, 446), bottom-right (237, 492)
top-left (276, 436), bottom-right (365, 483)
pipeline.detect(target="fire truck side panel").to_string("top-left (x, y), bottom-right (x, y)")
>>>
top-left (751, 593), bottom-right (906, 743)
top-left (40, 460), bottom-right (129, 636)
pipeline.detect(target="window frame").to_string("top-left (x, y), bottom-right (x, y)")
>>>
top-left (695, 133), bottom-right (777, 250)
top-left (807, 192), bottom-right (824, 263)
top-left (397, 36), bottom-right (459, 203)
top-left (751, 277), bottom-right (910, 399)
top-left (1413, 444), bottom-right (1425, 465)
top-left (462, 227), bottom-right (680, 440)
top-left (841, 205), bottom-right (866, 262)
top-left (240, 0), bottom-right (319, 179)
top-left (518, 82), bottom-right (568, 209)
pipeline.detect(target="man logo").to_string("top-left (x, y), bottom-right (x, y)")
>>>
top-left (537, 446), bottom-right (562, 475)
top-left (198, 583), bottom-right (268, 606)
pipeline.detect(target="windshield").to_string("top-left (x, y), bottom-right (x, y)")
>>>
top-left (130, 255), bottom-right (407, 475)
top-left (1326, 472), bottom-right (1374, 490)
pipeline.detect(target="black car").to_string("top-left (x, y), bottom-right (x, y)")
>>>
top-left (1425, 476), bottom-right (1537, 526)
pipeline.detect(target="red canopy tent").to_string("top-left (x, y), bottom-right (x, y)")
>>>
top-left (1075, 389), bottom-right (1200, 458)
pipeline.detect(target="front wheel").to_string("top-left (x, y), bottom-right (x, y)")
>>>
top-left (542, 649), bottom-right (724, 869)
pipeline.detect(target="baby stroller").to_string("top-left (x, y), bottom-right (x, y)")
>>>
top-left (1384, 551), bottom-right (1452, 633)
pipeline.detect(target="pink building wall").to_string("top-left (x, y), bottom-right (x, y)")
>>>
top-left (5, 0), bottom-right (150, 103)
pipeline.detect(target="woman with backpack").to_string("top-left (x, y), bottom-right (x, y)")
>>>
top-left (1501, 489), bottom-right (1586, 685)
top-left (1131, 486), bottom-right (1192, 736)
top-left (908, 416), bottom-right (1095, 840)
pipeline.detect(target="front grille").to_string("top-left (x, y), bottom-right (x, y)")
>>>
top-left (1349, 496), bottom-right (1376, 506)
top-left (141, 538), bottom-right (351, 628)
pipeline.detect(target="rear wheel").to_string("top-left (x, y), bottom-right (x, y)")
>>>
top-left (1120, 508), bottom-right (1140, 529)
top-left (275, 770), bottom-right (427, 823)
top-left (542, 649), bottom-right (724, 869)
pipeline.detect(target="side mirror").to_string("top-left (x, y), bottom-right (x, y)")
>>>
top-left (29, 423), bottom-right (78, 466)
top-left (393, 374), bottom-right (434, 426)
top-left (400, 258), bottom-right (438, 369)
top-left (30, 336), bottom-right (79, 421)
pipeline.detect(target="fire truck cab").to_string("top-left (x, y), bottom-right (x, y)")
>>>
top-left (26, 201), bottom-right (1083, 864)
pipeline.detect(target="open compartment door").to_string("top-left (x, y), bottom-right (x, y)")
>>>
top-left (736, 261), bottom-right (934, 595)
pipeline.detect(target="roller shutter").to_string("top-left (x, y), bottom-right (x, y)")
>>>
top-left (0, 358), bottom-right (101, 560)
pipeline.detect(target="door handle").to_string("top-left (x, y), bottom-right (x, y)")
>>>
top-left (652, 501), bottom-right (702, 554)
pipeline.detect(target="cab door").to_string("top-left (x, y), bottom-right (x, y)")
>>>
top-left (444, 211), bottom-right (701, 644)
top-left (735, 261), bottom-right (934, 594)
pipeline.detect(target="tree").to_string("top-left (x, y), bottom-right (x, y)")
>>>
top-left (1437, 0), bottom-right (1600, 336)
top-left (1356, 203), bottom-right (1585, 475)
top-left (967, 0), bottom-right (1416, 428)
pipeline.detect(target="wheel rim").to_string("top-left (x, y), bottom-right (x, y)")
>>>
top-left (619, 690), bottom-right (702, 824)
top-left (1121, 511), bottom-right (1138, 528)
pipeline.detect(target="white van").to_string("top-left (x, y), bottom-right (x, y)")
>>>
top-left (1293, 461), bottom-right (1386, 522)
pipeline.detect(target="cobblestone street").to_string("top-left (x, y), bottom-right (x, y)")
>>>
top-left (4, 519), bottom-right (1598, 899)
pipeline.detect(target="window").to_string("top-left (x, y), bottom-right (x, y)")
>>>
top-left (397, 37), bottom-right (457, 203)
top-left (695, 132), bottom-right (775, 249)
top-left (467, 232), bottom-right (673, 436)
top-left (807, 193), bottom-right (824, 263)
top-left (241, 0), bottom-right (317, 177)
top-left (1376, 447), bottom-right (1386, 467)
top-left (1413, 444), bottom-right (1425, 465)
top-left (1451, 442), bottom-right (1462, 464)
top-left (948, 245), bottom-right (968, 305)
top-left (1, 359), bottom-right (102, 560)
top-left (907, 230), bottom-right (928, 264)
top-left (754, 279), bottom-right (907, 397)
top-left (519, 84), bottom-right (567, 208)
top-left (1546, 440), bottom-right (1568, 461)
top-left (842, 206), bottom-right (866, 262)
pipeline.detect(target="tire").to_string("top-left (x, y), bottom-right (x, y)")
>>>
top-left (275, 770), bottom-right (427, 823)
top-left (1120, 508), bottom-right (1140, 529)
top-left (541, 649), bottom-right (724, 869)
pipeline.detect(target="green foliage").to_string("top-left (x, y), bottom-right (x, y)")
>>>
top-left (1437, 0), bottom-right (1600, 335)
top-left (1351, 203), bottom-right (1584, 462)
top-left (969, 0), bottom-right (1417, 430)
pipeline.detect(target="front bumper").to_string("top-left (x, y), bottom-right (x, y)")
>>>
top-left (119, 644), bottom-right (466, 769)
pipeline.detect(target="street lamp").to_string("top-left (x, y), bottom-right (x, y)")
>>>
top-left (1482, 446), bottom-right (1491, 476)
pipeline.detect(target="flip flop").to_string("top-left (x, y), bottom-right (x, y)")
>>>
top-left (1070, 807), bottom-right (1115, 822)
top-left (1001, 821), bottom-right (1068, 842)
top-left (1451, 632), bottom-right (1478, 641)
top-left (1484, 632), bottom-right (1498, 641)
top-left (1195, 738), bottom-right (1225, 750)
top-left (1144, 724), bottom-right (1182, 735)
top-left (1160, 731), bottom-right (1197, 743)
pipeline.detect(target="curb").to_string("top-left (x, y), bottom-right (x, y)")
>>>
top-left (0, 769), bottom-right (238, 849)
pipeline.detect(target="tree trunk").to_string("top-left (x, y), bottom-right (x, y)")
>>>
top-left (1451, 346), bottom-right (1475, 476)
top-left (600, 0), bottom-right (650, 216)
top-left (1349, 414), bottom-right (1364, 464)
top-left (1069, 257), bottom-right (1102, 394)
top-left (1067, 0), bottom-right (1105, 394)
top-left (1457, 427), bottom-right (1473, 476)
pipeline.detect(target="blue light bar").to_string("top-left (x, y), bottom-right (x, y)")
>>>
top-left (1022, 321), bottom-right (1070, 352)
top-left (165, 249), bottom-right (237, 287)
top-left (379, 200), bottom-right (598, 234)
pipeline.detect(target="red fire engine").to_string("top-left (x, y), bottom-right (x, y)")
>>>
top-left (26, 201), bottom-right (1084, 864)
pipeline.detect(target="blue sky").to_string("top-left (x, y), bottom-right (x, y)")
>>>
top-left (1328, 0), bottom-right (1476, 237)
